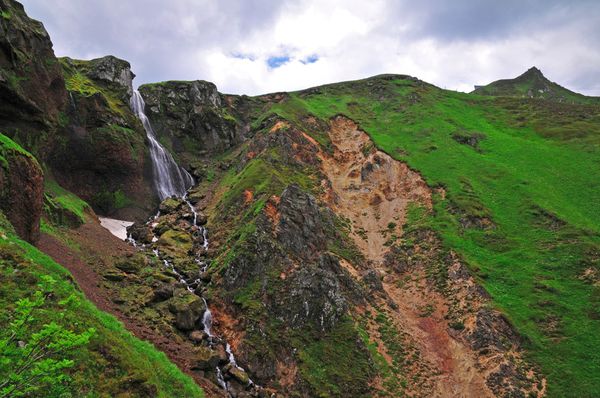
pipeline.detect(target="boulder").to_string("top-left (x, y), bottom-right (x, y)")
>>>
top-left (159, 197), bottom-right (183, 214)
top-left (192, 346), bottom-right (223, 371)
top-left (150, 283), bottom-right (174, 303)
top-left (126, 222), bottom-right (154, 244)
top-left (189, 330), bottom-right (208, 343)
top-left (167, 289), bottom-right (205, 331)
top-left (115, 252), bottom-right (148, 273)
top-left (224, 363), bottom-right (250, 385)
top-left (157, 229), bottom-right (193, 259)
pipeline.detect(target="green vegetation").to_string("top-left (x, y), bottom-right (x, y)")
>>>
top-left (0, 212), bottom-right (204, 397)
top-left (0, 133), bottom-right (38, 170)
top-left (64, 72), bottom-right (100, 97)
top-left (261, 75), bottom-right (600, 397)
top-left (296, 317), bottom-right (372, 398)
top-left (58, 57), bottom-right (127, 116)
top-left (473, 67), bottom-right (600, 105)
top-left (44, 179), bottom-right (91, 225)
top-left (1, 278), bottom-right (95, 398)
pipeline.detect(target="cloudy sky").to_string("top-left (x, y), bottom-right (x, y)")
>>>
top-left (20, 0), bottom-right (600, 96)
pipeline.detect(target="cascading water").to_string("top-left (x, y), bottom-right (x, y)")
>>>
top-left (130, 89), bottom-right (194, 200)
top-left (127, 92), bottom-right (256, 395)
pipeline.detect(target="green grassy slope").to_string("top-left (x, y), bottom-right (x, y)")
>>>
top-left (258, 75), bottom-right (600, 397)
top-left (0, 217), bottom-right (203, 396)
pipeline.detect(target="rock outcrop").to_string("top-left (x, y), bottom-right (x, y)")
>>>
top-left (0, 0), bottom-right (66, 134)
top-left (49, 56), bottom-right (153, 219)
top-left (139, 80), bottom-right (246, 167)
top-left (0, 133), bottom-right (43, 242)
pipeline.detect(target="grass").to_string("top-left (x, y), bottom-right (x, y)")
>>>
top-left (296, 317), bottom-right (373, 398)
top-left (0, 212), bottom-right (204, 397)
top-left (263, 75), bottom-right (600, 397)
top-left (44, 179), bottom-right (91, 225)
top-left (0, 132), bottom-right (39, 170)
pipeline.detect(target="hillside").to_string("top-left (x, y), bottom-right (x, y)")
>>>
top-left (0, 1), bottom-right (599, 397)
top-left (472, 66), bottom-right (600, 104)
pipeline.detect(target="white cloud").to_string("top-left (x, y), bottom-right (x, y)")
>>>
top-left (20, 0), bottom-right (600, 96)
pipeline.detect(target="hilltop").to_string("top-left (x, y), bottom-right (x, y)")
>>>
top-left (472, 66), bottom-right (600, 104)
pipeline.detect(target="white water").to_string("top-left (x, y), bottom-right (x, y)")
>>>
top-left (130, 90), bottom-right (194, 200)
top-left (128, 91), bottom-right (254, 394)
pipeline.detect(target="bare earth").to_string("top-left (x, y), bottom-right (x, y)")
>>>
top-left (319, 116), bottom-right (493, 397)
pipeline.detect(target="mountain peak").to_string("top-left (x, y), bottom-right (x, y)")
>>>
top-left (472, 66), bottom-right (598, 104)
top-left (520, 66), bottom-right (545, 80)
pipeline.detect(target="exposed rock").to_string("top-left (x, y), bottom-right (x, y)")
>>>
top-left (150, 283), bottom-right (174, 303)
top-left (224, 363), bottom-right (250, 385)
top-left (0, 0), bottom-right (66, 132)
top-left (157, 229), bottom-right (193, 259)
top-left (467, 308), bottom-right (521, 352)
top-left (126, 221), bottom-right (154, 244)
top-left (275, 254), bottom-right (348, 331)
top-left (159, 197), bottom-right (183, 213)
top-left (192, 346), bottom-right (224, 371)
top-left (167, 288), bottom-right (206, 331)
top-left (139, 80), bottom-right (245, 162)
top-left (189, 330), bottom-right (208, 343)
top-left (451, 131), bottom-right (486, 151)
top-left (276, 184), bottom-right (332, 258)
top-left (362, 269), bottom-right (384, 292)
top-left (0, 134), bottom-right (43, 242)
top-left (115, 252), bottom-right (148, 273)
top-left (86, 55), bottom-right (135, 97)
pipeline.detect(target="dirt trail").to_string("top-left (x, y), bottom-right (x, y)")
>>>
top-left (319, 116), bottom-right (493, 397)
top-left (37, 221), bottom-right (224, 398)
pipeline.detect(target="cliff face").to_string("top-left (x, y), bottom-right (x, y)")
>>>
top-left (0, 133), bottom-right (43, 242)
top-left (139, 80), bottom-right (249, 171)
top-left (49, 56), bottom-right (153, 219)
top-left (0, 0), bottom-right (154, 220)
top-left (0, 0), bottom-right (66, 147)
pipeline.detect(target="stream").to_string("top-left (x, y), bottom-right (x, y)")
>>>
top-left (129, 90), bottom-right (254, 396)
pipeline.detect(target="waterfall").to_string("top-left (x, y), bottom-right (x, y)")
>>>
top-left (128, 90), bottom-right (256, 395)
top-left (130, 89), bottom-right (194, 200)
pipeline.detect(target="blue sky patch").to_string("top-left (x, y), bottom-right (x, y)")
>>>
top-left (267, 55), bottom-right (290, 68)
top-left (301, 54), bottom-right (319, 64)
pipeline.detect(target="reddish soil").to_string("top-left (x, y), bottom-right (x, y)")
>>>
top-left (318, 116), bottom-right (493, 397)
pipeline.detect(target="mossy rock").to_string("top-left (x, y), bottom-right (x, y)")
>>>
top-left (159, 197), bottom-right (184, 214)
top-left (157, 229), bottom-right (193, 259)
top-left (115, 252), bottom-right (149, 274)
top-left (193, 346), bottom-right (224, 371)
top-left (224, 364), bottom-right (250, 385)
top-left (167, 289), bottom-right (205, 331)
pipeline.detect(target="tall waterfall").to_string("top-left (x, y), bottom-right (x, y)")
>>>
top-left (130, 90), bottom-right (194, 200)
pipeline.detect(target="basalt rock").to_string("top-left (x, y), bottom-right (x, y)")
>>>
top-left (168, 288), bottom-right (206, 331)
top-left (0, 0), bottom-right (66, 136)
top-left (115, 252), bottom-right (148, 273)
top-left (50, 55), bottom-right (152, 219)
top-left (126, 221), bottom-right (154, 244)
top-left (0, 134), bottom-right (43, 242)
top-left (273, 253), bottom-right (357, 331)
top-left (276, 184), bottom-right (333, 258)
top-left (85, 55), bottom-right (135, 98)
top-left (139, 80), bottom-right (245, 163)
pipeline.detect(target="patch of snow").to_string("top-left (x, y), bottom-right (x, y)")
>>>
top-left (99, 217), bottom-right (134, 240)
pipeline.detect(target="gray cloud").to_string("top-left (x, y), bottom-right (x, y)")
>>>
top-left (19, 0), bottom-right (600, 96)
